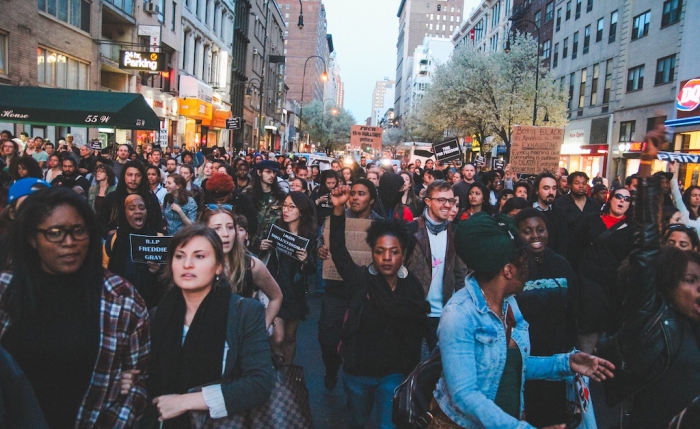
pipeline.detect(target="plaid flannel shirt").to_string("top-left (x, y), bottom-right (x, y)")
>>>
top-left (0, 270), bottom-right (150, 429)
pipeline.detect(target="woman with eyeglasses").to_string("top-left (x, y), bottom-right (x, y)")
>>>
top-left (201, 205), bottom-right (282, 330)
top-left (0, 187), bottom-right (149, 428)
top-left (663, 224), bottom-right (700, 252)
top-left (570, 187), bottom-right (635, 353)
top-left (259, 191), bottom-right (317, 364)
top-left (163, 174), bottom-right (197, 235)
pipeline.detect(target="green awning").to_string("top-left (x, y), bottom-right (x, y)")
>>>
top-left (0, 86), bottom-right (161, 130)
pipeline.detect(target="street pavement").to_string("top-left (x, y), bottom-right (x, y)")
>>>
top-left (298, 294), bottom-right (623, 429)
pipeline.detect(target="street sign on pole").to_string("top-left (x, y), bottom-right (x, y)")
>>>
top-left (226, 117), bottom-right (241, 130)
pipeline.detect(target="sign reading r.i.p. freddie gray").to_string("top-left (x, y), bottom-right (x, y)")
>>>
top-left (130, 234), bottom-right (172, 263)
top-left (433, 138), bottom-right (462, 163)
top-left (267, 225), bottom-right (310, 261)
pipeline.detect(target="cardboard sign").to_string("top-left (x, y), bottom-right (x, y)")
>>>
top-left (658, 151), bottom-right (700, 163)
top-left (433, 138), bottom-right (462, 163)
top-left (130, 234), bottom-right (172, 263)
top-left (349, 125), bottom-right (383, 150)
top-left (510, 125), bottom-right (565, 174)
top-left (322, 218), bottom-right (373, 281)
top-left (267, 224), bottom-right (310, 260)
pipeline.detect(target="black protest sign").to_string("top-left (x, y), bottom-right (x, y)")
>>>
top-left (432, 139), bottom-right (462, 163)
top-left (492, 159), bottom-right (505, 170)
top-left (267, 224), bottom-right (310, 260)
top-left (474, 155), bottom-right (486, 167)
top-left (130, 234), bottom-right (172, 263)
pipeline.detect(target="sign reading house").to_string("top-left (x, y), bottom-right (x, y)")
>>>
top-left (120, 51), bottom-right (167, 72)
top-left (433, 138), bottom-right (462, 163)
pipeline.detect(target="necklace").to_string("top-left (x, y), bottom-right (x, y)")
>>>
top-left (480, 287), bottom-right (505, 323)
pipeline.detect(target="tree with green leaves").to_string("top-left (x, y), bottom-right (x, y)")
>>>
top-left (301, 101), bottom-right (356, 152)
top-left (416, 33), bottom-right (568, 161)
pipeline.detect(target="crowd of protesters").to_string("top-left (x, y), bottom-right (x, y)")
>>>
top-left (0, 127), bottom-right (699, 429)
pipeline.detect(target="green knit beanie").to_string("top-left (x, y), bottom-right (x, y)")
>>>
top-left (454, 212), bottom-right (519, 273)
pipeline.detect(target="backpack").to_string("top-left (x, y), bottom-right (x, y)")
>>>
top-left (392, 347), bottom-right (443, 429)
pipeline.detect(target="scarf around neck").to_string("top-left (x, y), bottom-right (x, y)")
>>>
top-left (424, 208), bottom-right (449, 235)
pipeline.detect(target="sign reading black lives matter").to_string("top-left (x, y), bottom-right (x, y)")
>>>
top-left (130, 234), bottom-right (172, 264)
top-left (267, 225), bottom-right (310, 261)
top-left (432, 138), bottom-right (462, 163)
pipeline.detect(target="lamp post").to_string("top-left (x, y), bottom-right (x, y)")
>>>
top-left (297, 0), bottom-right (304, 29)
top-left (505, 18), bottom-right (541, 126)
top-left (298, 55), bottom-right (329, 144)
top-left (321, 98), bottom-right (338, 152)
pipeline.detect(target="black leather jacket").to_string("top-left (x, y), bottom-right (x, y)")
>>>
top-left (598, 177), bottom-right (697, 407)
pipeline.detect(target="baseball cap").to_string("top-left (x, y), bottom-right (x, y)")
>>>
top-left (8, 178), bottom-right (51, 204)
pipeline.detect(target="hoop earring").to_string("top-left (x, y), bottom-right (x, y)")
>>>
top-left (398, 265), bottom-right (408, 279)
top-left (368, 264), bottom-right (378, 275)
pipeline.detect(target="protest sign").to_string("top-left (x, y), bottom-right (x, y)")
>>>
top-left (433, 138), bottom-right (462, 163)
top-left (510, 125), bottom-right (565, 174)
top-left (657, 152), bottom-right (700, 163)
top-left (492, 159), bottom-right (505, 170)
top-left (267, 224), bottom-right (310, 260)
top-left (322, 218), bottom-right (373, 281)
top-left (349, 125), bottom-right (382, 150)
top-left (130, 234), bottom-right (172, 263)
top-left (474, 155), bottom-right (485, 167)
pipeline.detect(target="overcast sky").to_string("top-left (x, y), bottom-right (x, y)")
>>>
top-left (324, 0), bottom-right (482, 124)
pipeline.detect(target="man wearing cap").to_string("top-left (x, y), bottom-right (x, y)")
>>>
top-left (405, 180), bottom-right (468, 352)
top-left (51, 155), bottom-right (90, 195)
top-left (431, 212), bottom-right (615, 427)
top-left (244, 159), bottom-right (286, 252)
top-left (591, 184), bottom-right (609, 206)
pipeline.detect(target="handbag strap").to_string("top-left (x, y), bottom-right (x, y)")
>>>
top-left (593, 219), bottom-right (627, 245)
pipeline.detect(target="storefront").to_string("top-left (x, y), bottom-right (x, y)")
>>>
top-left (138, 87), bottom-right (178, 149)
top-left (558, 125), bottom-right (609, 178)
top-left (179, 75), bottom-right (214, 151)
top-left (203, 106), bottom-right (233, 149)
top-left (666, 77), bottom-right (700, 187)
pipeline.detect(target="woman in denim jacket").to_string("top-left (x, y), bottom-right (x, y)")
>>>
top-left (431, 212), bottom-right (615, 428)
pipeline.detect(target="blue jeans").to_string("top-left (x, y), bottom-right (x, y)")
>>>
top-left (343, 373), bottom-right (404, 429)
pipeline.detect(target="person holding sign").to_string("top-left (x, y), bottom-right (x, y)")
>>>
top-left (102, 194), bottom-right (164, 310)
top-left (259, 191), bottom-right (317, 364)
top-left (328, 185), bottom-right (429, 429)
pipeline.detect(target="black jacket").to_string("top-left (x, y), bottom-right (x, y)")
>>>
top-left (555, 193), bottom-right (601, 252)
top-left (598, 177), bottom-right (700, 407)
top-left (540, 204), bottom-right (569, 258)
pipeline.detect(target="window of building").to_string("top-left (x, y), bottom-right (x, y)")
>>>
top-left (553, 43), bottom-right (559, 67)
top-left (586, 0), bottom-right (593, 12)
top-left (662, 0), bottom-right (682, 27)
top-left (568, 73), bottom-right (575, 110)
top-left (572, 31), bottom-right (578, 59)
top-left (195, 0), bottom-right (200, 18)
top-left (430, 14), bottom-right (433, 20)
top-left (566, 1), bottom-right (571, 20)
top-left (492, 2), bottom-right (501, 27)
top-left (437, 4), bottom-right (441, 11)
top-left (535, 10), bottom-right (541, 27)
top-left (205, 0), bottom-right (211, 26)
top-left (583, 25), bottom-right (590, 54)
top-left (563, 37), bottom-right (568, 58)
top-left (646, 116), bottom-right (667, 132)
top-left (596, 18), bottom-right (603, 42)
top-left (575, 0), bottom-right (581, 19)
top-left (172, 2), bottom-right (177, 31)
top-left (543, 40), bottom-right (551, 59)
top-left (451, 15), bottom-right (454, 21)
top-left (37, 47), bottom-right (88, 89)
top-left (0, 32), bottom-right (6, 75)
top-left (443, 14), bottom-right (446, 21)
top-left (285, 3), bottom-right (289, 9)
top-left (556, 8), bottom-right (562, 31)
top-left (429, 23), bottom-right (433, 30)
top-left (627, 65), bottom-right (645, 91)
top-left (619, 121), bottom-right (635, 142)
top-left (450, 25), bottom-right (453, 31)
top-left (545, 2), bottom-right (553, 22)
top-left (442, 24), bottom-right (445, 30)
top-left (579, 68), bottom-right (587, 108)
top-left (632, 11), bottom-right (650, 40)
top-left (655, 55), bottom-right (676, 85)
top-left (603, 58), bottom-right (613, 103)
top-left (560, 76), bottom-right (565, 92)
top-left (609, 10), bottom-right (618, 43)
top-left (38, 0), bottom-right (92, 31)
top-left (590, 63), bottom-right (599, 105)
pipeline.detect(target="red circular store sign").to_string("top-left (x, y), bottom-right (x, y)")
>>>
top-left (677, 79), bottom-right (700, 112)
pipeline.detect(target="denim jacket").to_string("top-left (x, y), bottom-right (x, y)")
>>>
top-left (434, 275), bottom-right (574, 428)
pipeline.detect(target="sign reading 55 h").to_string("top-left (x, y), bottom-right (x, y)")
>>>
top-left (119, 50), bottom-right (166, 72)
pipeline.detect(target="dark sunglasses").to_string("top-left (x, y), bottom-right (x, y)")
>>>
top-left (613, 193), bottom-right (631, 202)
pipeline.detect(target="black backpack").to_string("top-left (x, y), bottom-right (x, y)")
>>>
top-left (392, 347), bottom-right (443, 429)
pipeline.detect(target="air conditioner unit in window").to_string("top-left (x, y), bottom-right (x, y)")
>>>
top-left (145, 2), bottom-right (159, 14)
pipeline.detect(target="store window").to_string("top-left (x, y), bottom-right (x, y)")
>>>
top-left (38, 0), bottom-right (91, 31)
top-left (37, 47), bottom-right (89, 89)
top-left (655, 55), bottom-right (675, 85)
top-left (619, 121), bottom-right (635, 142)
top-left (627, 65), bottom-right (645, 92)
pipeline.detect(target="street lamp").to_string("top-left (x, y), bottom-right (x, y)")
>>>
top-left (298, 55), bottom-right (328, 141)
top-left (505, 17), bottom-right (541, 126)
top-left (297, 0), bottom-right (304, 29)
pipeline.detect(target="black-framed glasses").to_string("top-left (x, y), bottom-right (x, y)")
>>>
top-left (35, 225), bottom-right (89, 243)
top-left (613, 193), bottom-right (631, 202)
top-left (206, 204), bottom-right (233, 211)
top-left (426, 197), bottom-right (457, 206)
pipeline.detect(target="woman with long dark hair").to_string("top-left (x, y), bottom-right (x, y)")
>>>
top-left (0, 187), bottom-right (149, 428)
top-left (311, 169), bottom-right (339, 227)
top-left (400, 170), bottom-right (422, 217)
top-left (43, 153), bottom-right (62, 183)
top-left (163, 173), bottom-right (197, 235)
top-left (259, 191), bottom-right (316, 363)
top-left (9, 156), bottom-right (43, 181)
top-left (142, 225), bottom-right (273, 429)
top-left (88, 164), bottom-right (116, 219)
top-left (683, 185), bottom-right (700, 221)
top-left (460, 182), bottom-right (494, 220)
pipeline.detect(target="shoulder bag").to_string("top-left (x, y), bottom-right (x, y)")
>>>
top-left (392, 346), bottom-right (443, 429)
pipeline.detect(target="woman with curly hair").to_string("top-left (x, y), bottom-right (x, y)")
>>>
top-left (9, 156), bottom-right (43, 181)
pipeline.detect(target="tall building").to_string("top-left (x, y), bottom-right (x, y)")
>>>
top-left (407, 37), bottom-right (453, 115)
top-left (395, 0), bottom-right (465, 120)
top-left (324, 48), bottom-right (340, 105)
top-left (371, 78), bottom-right (396, 126)
top-left (453, 0), bottom-right (512, 53)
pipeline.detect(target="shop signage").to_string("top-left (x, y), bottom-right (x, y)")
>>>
top-left (433, 138), bottom-right (462, 163)
top-left (119, 51), bottom-right (166, 71)
top-left (130, 234), bottom-right (172, 263)
top-left (179, 98), bottom-right (212, 121)
top-left (566, 128), bottom-right (586, 144)
top-left (180, 75), bottom-right (214, 104)
top-left (510, 125), bottom-right (565, 174)
top-left (267, 225), bottom-right (309, 261)
top-left (677, 79), bottom-right (700, 112)
top-left (657, 152), bottom-right (700, 163)
top-left (349, 125), bottom-right (382, 150)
